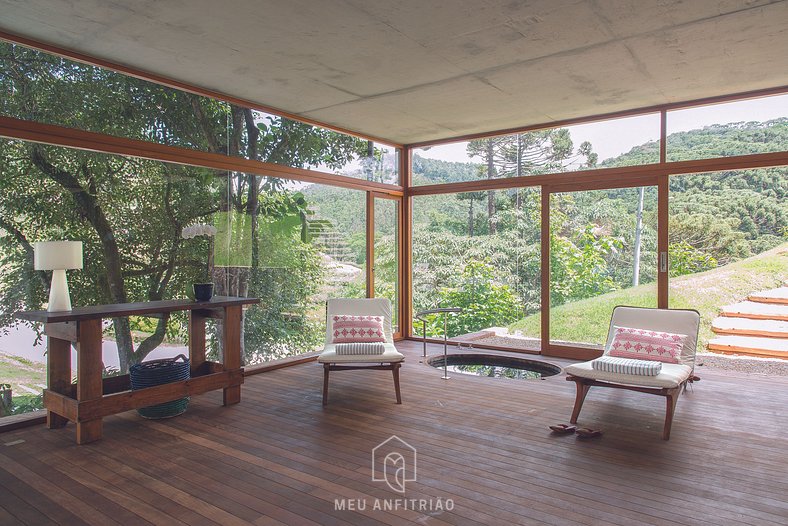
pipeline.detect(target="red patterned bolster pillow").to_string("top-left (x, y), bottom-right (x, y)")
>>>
top-left (332, 315), bottom-right (386, 343)
top-left (607, 326), bottom-right (687, 364)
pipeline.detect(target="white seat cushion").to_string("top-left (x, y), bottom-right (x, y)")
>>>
top-left (318, 343), bottom-right (404, 364)
top-left (565, 360), bottom-right (692, 389)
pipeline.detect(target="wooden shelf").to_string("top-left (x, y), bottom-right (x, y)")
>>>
top-left (16, 296), bottom-right (258, 444)
top-left (43, 362), bottom-right (243, 423)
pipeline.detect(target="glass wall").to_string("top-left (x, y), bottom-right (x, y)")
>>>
top-left (250, 179), bottom-right (367, 362)
top-left (373, 197), bottom-right (400, 332)
top-left (412, 113), bottom-right (660, 186)
top-left (549, 187), bottom-right (658, 349)
top-left (0, 139), bottom-right (223, 417)
top-left (0, 41), bottom-right (400, 184)
top-left (668, 168), bottom-right (788, 350)
top-left (0, 39), bottom-right (402, 421)
top-left (0, 138), bottom-right (376, 419)
top-left (412, 188), bottom-right (540, 351)
top-left (667, 94), bottom-right (788, 161)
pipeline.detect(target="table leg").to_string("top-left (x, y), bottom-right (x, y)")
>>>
top-left (188, 311), bottom-right (207, 376)
top-left (46, 336), bottom-right (71, 429)
top-left (76, 319), bottom-right (103, 444)
top-left (222, 305), bottom-right (242, 405)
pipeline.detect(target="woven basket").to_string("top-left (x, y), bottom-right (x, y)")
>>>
top-left (130, 354), bottom-right (190, 419)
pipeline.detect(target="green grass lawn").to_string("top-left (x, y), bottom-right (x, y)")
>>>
top-left (509, 243), bottom-right (788, 350)
top-left (0, 353), bottom-right (46, 417)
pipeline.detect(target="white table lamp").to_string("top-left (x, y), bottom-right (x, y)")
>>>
top-left (34, 241), bottom-right (83, 311)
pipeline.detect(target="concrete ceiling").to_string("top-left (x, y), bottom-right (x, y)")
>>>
top-left (1, 0), bottom-right (787, 145)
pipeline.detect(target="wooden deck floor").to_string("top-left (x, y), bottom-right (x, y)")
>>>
top-left (1, 341), bottom-right (787, 526)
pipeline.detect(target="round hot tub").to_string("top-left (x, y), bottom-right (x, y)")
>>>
top-left (427, 353), bottom-right (561, 379)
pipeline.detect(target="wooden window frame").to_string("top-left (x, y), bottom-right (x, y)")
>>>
top-left (367, 191), bottom-right (405, 340)
top-left (1, 29), bottom-right (787, 362)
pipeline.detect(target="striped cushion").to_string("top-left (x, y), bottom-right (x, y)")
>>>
top-left (607, 326), bottom-right (687, 364)
top-left (335, 342), bottom-right (386, 355)
top-left (592, 356), bottom-right (662, 376)
top-left (332, 315), bottom-right (385, 343)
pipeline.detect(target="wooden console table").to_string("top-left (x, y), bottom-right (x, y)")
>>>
top-left (16, 296), bottom-right (259, 444)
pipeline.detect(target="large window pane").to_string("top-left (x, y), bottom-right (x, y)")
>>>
top-left (0, 138), bottom-right (375, 419)
top-left (0, 139), bottom-right (227, 418)
top-left (549, 187), bottom-right (658, 349)
top-left (412, 114), bottom-right (660, 186)
top-left (667, 94), bottom-right (788, 161)
top-left (412, 188), bottom-right (540, 351)
top-left (374, 197), bottom-right (400, 332)
top-left (668, 168), bottom-right (788, 353)
top-left (246, 180), bottom-right (368, 363)
top-left (0, 41), bottom-right (400, 185)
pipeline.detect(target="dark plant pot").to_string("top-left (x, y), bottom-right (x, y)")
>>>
top-left (193, 283), bottom-right (214, 301)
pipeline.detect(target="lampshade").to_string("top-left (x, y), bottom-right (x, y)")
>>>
top-left (34, 241), bottom-right (83, 271)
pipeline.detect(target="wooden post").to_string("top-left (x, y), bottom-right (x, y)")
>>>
top-left (657, 175), bottom-right (670, 309)
top-left (366, 192), bottom-right (375, 298)
top-left (76, 318), bottom-right (103, 444)
top-left (540, 189), bottom-right (550, 355)
top-left (569, 378), bottom-right (591, 424)
top-left (46, 334), bottom-right (71, 429)
top-left (392, 363), bottom-right (402, 404)
top-left (222, 305), bottom-right (242, 405)
top-left (663, 386), bottom-right (681, 440)
top-left (322, 364), bottom-right (330, 406)
top-left (188, 311), bottom-right (207, 376)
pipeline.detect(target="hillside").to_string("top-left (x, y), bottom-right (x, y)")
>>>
top-left (509, 243), bottom-right (788, 350)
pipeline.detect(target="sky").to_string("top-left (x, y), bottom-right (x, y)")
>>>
top-left (416, 94), bottom-right (788, 164)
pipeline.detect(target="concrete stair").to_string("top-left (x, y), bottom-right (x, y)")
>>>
top-left (718, 301), bottom-right (788, 321)
top-left (710, 284), bottom-right (788, 359)
top-left (711, 317), bottom-right (788, 338)
top-left (707, 336), bottom-right (788, 358)
top-left (748, 286), bottom-right (788, 305)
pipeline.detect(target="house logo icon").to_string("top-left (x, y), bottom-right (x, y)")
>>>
top-left (371, 435), bottom-right (417, 493)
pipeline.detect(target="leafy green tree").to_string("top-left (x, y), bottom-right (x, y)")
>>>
top-left (549, 225), bottom-right (623, 306)
top-left (668, 241), bottom-right (718, 277)
top-left (0, 42), bottom-right (372, 370)
top-left (424, 261), bottom-right (521, 338)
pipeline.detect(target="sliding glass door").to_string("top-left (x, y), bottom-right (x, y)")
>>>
top-left (370, 194), bottom-right (402, 335)
top-left (544, 182), bottom-right (661, 355)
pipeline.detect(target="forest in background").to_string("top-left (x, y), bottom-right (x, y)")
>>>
top-left (306, 118), bottom-right (787, 337)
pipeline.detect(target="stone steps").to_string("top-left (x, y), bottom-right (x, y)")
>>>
top-left (748, 286), bottom-right (788, 305)
top-left (710, 284), bottom-right (788, 359)
top-left (707, 335), bottom-right (788, 358)
top-left (718, 301), bottom-right (788, 321)
top-left (711, 317), bottom-right (788, 339)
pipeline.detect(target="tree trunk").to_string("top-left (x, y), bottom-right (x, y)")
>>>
top-left (364, 140), bottom-right (375, 181)
top-left (515, 135), bottom-right (523, 211)
top-left (486, 140), bottom-right (496, 234)
top-left (468, 195), bottom-right (474, 237)
top-left (632, 186), bottom-right (645, 287)
top-left (30, 147), bottom-right (138, 372)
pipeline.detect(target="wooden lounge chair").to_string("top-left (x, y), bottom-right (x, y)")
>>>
top-left (317, 298), bottom-right (404, 406)
top-left (564, 306), bottom-right (700, 440)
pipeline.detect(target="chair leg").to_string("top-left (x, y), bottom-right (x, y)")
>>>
top-left (392, 362), bottom-right (402, 404)
top-left (322, 364), bottom-right (330, 406)
top-left (663, 386), bottom-right (681, 440)
top-left (569, 378), bottom-right (591, 424)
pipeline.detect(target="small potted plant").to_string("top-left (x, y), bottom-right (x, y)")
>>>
top-left (0, 383), bottom-right (12, 416)
top-left (181, 223), bottom-right (218, 301)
